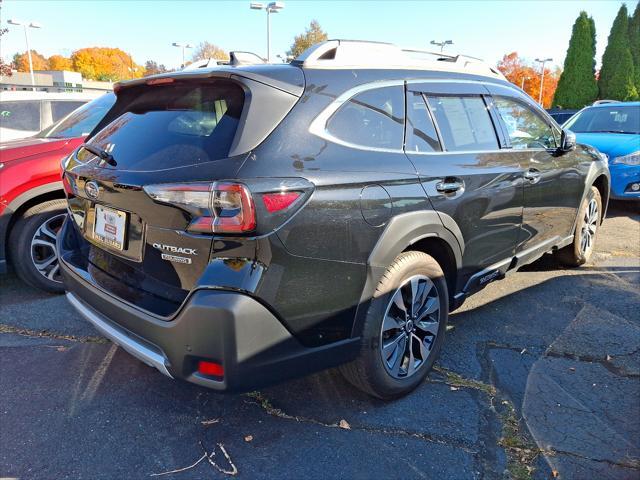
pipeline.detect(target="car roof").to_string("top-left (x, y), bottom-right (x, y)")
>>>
top-left (588, 101), bottom-right (640, 109)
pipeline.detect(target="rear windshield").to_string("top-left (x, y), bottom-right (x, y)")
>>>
top-left (564, 105), bottom-right (640, 134)
top-left (78, 80), bottom-right (244, 170)
top-left (39, 93), bottom-right (115, 139)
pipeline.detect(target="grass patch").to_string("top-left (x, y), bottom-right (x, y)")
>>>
top-left (433, 366), bottom-right (497, 396)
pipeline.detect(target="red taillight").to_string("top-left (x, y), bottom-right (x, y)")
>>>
top-left (262, 191), bottom-right (301, 213)
top-left (210, 183), bottom-right (256, 233)
top-left (198, 360), bottom-right (224, 378)
top-left (143, 182), bottom-right (256, 234)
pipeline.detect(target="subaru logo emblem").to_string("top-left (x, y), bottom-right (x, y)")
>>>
top-left (85, 181), bottom-right (99, 199)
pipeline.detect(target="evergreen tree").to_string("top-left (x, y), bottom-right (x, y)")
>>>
top-left (599, 4), bottom-right (637, 100)
top-left (553, 12), bottom-right (598, 108)
top-left (629, 2), bottom-right (640, 96)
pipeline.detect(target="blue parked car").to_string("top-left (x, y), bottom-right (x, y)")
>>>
top-left (564, 101), bottom-right (639, 201)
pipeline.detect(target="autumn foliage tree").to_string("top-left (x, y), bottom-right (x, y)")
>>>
top-left (497, 52), bottom-right (561, 108)
top-left (553, 11), bottom-right (598, 109)
top-left (48, 54), bottom-right (73, 71)
top-left (287, 20), bottom-right (328, 58)
top-left (0, 27), bottom-right (11, 76)
top-left (13, 50), bottom-right (49, 71)
top-left (191, 42), bottom-right (228, 62)
top-left (71, 47), bottom-right (144, 81)
top-left (144, 60), bottom-right (169, 76)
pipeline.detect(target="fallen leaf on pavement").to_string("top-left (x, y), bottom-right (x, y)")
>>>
top-left (450, 386), bottom-right (459, 391)
top-left (339, 419), bottom-right (351, 430)
top-left (201, 418), bottom-right (220, 426)
top-left (244, 435), bottom-right (253, 442)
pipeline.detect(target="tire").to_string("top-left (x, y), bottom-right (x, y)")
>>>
top-left (8, 199), bottom-right (67, 293)
top-left (340, 251), bottom-right (449, 399)
top-left (555, 186), bottom-right (602, 267)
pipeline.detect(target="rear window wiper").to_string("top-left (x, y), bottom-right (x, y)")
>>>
top-left (81, 144), bottom-right (117, 166)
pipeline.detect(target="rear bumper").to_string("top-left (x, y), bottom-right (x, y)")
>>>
top-left (60, 252), bottom-right (358, 392)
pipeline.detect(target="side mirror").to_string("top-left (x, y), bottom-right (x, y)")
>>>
top-left (560, 129), bottom-right (576, 152)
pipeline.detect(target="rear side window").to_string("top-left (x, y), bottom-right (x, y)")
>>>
top-left (51, 101), bottom-right (85, 122)
top-left (0, 100), bottom-right (40, 132)
top-left (494, 97), bottom-right (557, 149)
top-left (326, 86), bottom-right (405, 150)
top-left (80, 80), bottom-right (244, 170)
top-left (406, 93), bottom-right (441, 153)
top-left (426, 96), bottom-right (499, 152)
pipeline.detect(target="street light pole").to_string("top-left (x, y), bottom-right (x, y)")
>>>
top-left (172, 42), bottom-right (193, 69)
top-left (430, 40), bottom-right (453, 53)
top-left (520, 76), bottom-right (529, 90)
top-left (534, 57), bottom-right (553, 106)
top-left (267, 7), bottom-right (271, 63)
top-left (250, 2), bottom-right (285, 63)
top-left (8, 19), bottom-right (42, 90)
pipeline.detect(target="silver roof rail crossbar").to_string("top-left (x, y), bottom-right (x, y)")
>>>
top-left (181, 51), bottom-right (266, 71)
top-left (293, 40), bottom-right (505, 80)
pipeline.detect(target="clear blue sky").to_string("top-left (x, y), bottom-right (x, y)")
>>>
top-left (0, 0), bottom-right (631, 70)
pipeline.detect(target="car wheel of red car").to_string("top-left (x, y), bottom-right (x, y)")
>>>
top-left (9, 199), bottom-right (67, 293)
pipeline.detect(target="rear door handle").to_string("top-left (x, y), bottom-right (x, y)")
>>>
top-left (524, 168), bottom-right (541, 183)
top-left (436, 178), bottom-right (464, 194)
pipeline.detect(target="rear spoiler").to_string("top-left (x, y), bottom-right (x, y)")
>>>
top-left (113, 64), bottom-right (303, 97)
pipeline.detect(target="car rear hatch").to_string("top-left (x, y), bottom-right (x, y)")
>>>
top-left (62, 68), bottom-right (303, 317)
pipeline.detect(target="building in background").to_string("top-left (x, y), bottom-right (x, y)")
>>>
top-left (0, 69), bottom-right (112, 93)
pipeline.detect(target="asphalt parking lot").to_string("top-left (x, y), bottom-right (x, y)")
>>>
top-left (1, 201), bottom-right (638, 480)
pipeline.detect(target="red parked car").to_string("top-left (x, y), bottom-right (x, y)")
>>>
top-left (0, 93), bottom-right (115, 292)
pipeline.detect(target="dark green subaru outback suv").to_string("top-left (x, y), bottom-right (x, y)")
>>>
top-left (58, 41), bottom-right (609, 398)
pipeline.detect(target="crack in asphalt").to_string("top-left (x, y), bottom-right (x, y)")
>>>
top-left (544, 349), bottom-right (640, 379)
top-left (550, 447), bottom-right (640, 470)
top-left (0, 323), bottom-right (108, 344)
top-left (483, 340), bottom-right (640, 476)
top-left (243, 390), bottom-right (478, 454)
top-left (487, 341), bottom-right (640, 379)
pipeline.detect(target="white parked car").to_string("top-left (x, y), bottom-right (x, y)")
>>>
top-left (0, 91), bottom-right (105, 142)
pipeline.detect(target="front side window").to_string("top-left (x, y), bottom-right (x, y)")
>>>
top-left (494, 97), bottom-right (557, 149)
top-left (0, 100), bottom-right (41, 132)
top-left (39, 93), bottom-right (116, 139)
top-left (326, 86), bottom-right (405, 150)
top-left (406, 93), bottom-right (441, 153)
top-left (426, 96), bottom-right (499, 152)
top-left (564, 105), bottom-right (640, 135)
